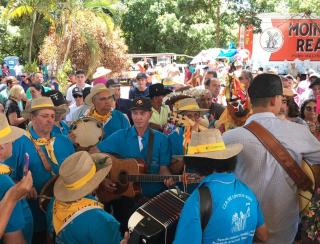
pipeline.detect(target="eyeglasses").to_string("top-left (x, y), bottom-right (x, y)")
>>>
top-left (305, 106), bottom-right (317, 112)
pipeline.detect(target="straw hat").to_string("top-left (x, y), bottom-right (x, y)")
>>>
top-left (22, 97), bottom-right (67, 119)
top-left (0, 113), bottom-right (25, 145)
top-left (183, 129), bottom-right (243, 160)
top-left (175, 98), bottom-right (209, 114)
top-left (54, 151), bottom-right (112, 202)
top-left (92, 67), bottom-right (112, 79)
top-left (84, 84), bottom-right (115, 106)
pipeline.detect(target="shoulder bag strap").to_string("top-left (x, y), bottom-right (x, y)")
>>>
top-left (30, 139), bottom-right (55, 176)
top-left (244, 120), bottom-right (312, 191)
top-left (199, 185), bottom-right (212, 232)
top-left (146, 128), bottom-right (154, 165)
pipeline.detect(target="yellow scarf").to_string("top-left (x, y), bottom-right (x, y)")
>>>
top-left (53, 198), bottom-right (103, 235)
top-left (26, 130), bottom-right (58, 165)
top-left (183, 126), bottom-right (192, 154)
top-left (0, 163), bottom-right (11, 175)
top-left (88, 108), bottom-right (112, 124)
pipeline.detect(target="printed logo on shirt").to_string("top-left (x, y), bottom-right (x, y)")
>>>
top-left (231, 207), bottom-right (250, 233)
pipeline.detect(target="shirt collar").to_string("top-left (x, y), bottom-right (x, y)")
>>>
top-left (245, 112), bottom-right (276, 125)
top-left (30, 126), bottom-right (53, 139)
top-left (200, 172), bottom-right (236, 186)
top-left (129, 126), bottom-right (150, 139)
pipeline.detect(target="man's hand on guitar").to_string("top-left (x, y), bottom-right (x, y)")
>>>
top-left (164, 177), bottom-right (175, 188)
top-left (101, 178), bottom-right (117, 192)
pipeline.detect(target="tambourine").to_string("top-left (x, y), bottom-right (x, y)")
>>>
top-left (69, 116), bottom-right (104, 149)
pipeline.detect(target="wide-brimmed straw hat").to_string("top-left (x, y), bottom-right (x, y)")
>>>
top-left (54, 151), bottom-right (112, 202)
top-left (22, 97), bottom-right (67, 119)
top-left (84, 84), bottom-right (115, 106)
top-left (0, 114), bottom-right (25, 145)
top-left (175, 97), bottom-right (209, 114)
top-left (182, 129), bottom-right (243, 160)
top-left (92, 67), bottom-right (112, 79)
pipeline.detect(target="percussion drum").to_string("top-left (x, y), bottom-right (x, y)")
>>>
top-left (70, 117), bottom-right (104, 149)
top-left (128, 189), bottom-right (189, 244)
top-left (39, 176), bottom-right (58, 213)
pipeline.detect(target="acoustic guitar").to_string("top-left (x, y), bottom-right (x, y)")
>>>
top-left (299, 160), bottom-right (320, 214)
top-left (97, 155), bottom-right (201, 202)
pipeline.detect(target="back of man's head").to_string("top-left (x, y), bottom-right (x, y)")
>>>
top-left (248, 73), bottom-right (283, 107)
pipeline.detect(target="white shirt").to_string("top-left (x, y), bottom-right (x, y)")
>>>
top-left (66, 83), bottom-right (91, 105)
top-left (223, 112), bottom-right (320, 244)
top-left (138, 136), bottom-right (143, 151)
top-left (66, 103), bottom-right (81, 122)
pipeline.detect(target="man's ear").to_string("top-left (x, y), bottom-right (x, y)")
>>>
top-left (270, 96), bottom-right (277, 106)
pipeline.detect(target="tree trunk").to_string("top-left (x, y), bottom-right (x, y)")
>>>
top-left (62, 17), bottom-right (75, 64)
top-left (216, 0), bottom-right (221, 47)
top-left (29, 12), bottom-right (37, 63)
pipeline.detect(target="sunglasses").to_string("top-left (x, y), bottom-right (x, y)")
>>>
top-left (305, 106), bottom-right (317, 112)
top-left (73, 95), bottom-right (83, 98)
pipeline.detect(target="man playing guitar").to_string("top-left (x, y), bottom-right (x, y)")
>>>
top-left (90, 97), bottom-right (174, 233)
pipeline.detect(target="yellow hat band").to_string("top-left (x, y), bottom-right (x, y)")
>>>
top-left (32, 103), bottom-right (54, 109)
top-left (179, 104), bottom-right (200, 110)
top-left (188, 142), bottom-right (226, 155)
top-left (0, 125), bottom-right (12, 138)
top-left (64, 164), bottom-right (97, 190)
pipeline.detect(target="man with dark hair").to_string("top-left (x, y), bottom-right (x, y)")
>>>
top-left (129, 73), bottom-right (149, 99)
top-left (174, 129), bottom-right (268, 243)
top-left (66, 70), bottom-right (91, 105)
top-left (223, 73), bottom-right (320, 243)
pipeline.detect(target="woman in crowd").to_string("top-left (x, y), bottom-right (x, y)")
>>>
top-left (5, 85), bottom-right (27, 129)
top-left (28, 83), bottom-right (44, 100)
top-left (300, 99), bottom-right (320, 141)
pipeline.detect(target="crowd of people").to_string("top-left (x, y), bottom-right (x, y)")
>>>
top-left (0, 59), bottom-right (319, 244)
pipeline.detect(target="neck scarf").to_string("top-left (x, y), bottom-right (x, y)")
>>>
top-left (26, 130), bottom-right (58, 165)
top-left (183, 126), bottom-right (192, 154)
top-left (88, 107), bottom-right (112, 124)
top-left (53, 198), bottom-right (103, 235)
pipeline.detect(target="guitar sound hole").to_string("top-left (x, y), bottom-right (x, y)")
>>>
top-left (118, 171), bottom-right (128, 185)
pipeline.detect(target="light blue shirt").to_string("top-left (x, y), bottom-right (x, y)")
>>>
top-left (174, 173), bottom-right (264, 244)
top-left (102, 109), bottom-right (130, 139)
top-left (223, 112), bottom-right (320, 244)
top-left (5, 127), bottom-right (75, 232)
top-left (97, 126), bottom-right (170, 197)
top-left (46, 196), bottom-right (121, 244)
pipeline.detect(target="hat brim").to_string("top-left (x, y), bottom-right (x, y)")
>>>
top-left (22, 106), bottom-right (67, 120)
top-left (177, 108), bottom-right (209, 115)
top-left (54, 153), bottom-right (112, 202)
top-left (92, 69), bottom-right (112, 79)
top-left (84, 88), bottom-right (114, 106)
top-left (173, 143), bottom-right (243, 160)
top-left (0, 126), bottom-right (25, 145)
top-left (148, 89), bottom-right (172, 98)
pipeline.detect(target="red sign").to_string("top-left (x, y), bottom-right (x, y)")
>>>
top-left (269, 19), bottom-right (320, 61)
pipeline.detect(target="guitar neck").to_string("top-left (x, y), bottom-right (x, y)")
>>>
top-left (128, 174), bottom-right (182, 183)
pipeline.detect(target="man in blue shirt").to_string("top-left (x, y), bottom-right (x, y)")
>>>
top-left (5, 97), bottom-right (75, 243)
top-left (129, 73), bottom-right (149, 100)
top-left (90, 97), bottom-right (173, 233)
top-left (174, 129), bottom-right (268, 244)
top-left (83, 84), bottom-right (130, 140)
top-left (0, 113), bottom-right (33, 244)
top-left (46, 151), bottom-right (125, 244)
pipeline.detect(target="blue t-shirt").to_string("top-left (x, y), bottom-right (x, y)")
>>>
top-left (97, 127), bottom-right (170, 197)
top-left (128, 86), bottom-right (149, 100)
top-left (46, 196), bottom-right (121, 244)
top-left (102, 109), bottom-right (130, 140)
top-left (5, 127), bottom-right (75, 232)
top-left (0, 175), bottom-right (25, 239)
top-left (174, 173), bottom-right (264, 244)
top-left (52, 120), bottom-right (70, 137)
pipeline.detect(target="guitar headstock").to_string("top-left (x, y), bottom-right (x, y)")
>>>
top-left (168, 112), bottom-right (195, 127)
top-left (182, 173), bottom-right (202, 184)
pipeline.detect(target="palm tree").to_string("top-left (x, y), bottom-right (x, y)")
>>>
top-left (3, 0), bottom-right (55, 62)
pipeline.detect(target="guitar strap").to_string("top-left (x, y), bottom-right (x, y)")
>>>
top-left (146, 128), bottom-right (154, 166)
top-left (199, 185), bottom-right (212, 232)
top-left (244, 121), bottom-right (312, 191)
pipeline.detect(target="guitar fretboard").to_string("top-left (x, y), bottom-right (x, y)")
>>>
top-left (128, 174), bottom-right (182, 182)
